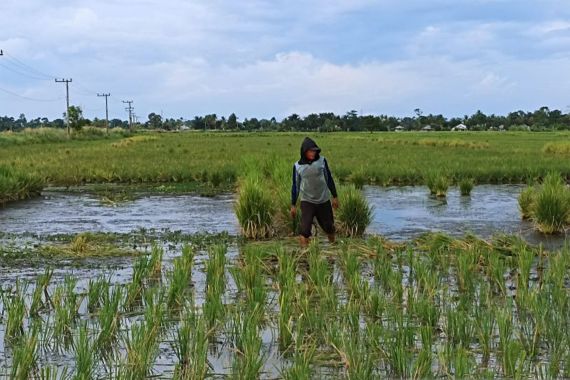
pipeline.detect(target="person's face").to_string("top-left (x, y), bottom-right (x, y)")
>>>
top-left (305, 149), bottom-right (317, 161)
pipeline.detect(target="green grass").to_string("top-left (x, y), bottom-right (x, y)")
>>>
top-left (2, 131), bottom-right (570, 192)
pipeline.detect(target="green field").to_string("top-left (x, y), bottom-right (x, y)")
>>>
top-left (1, 131), bottom-right (570, 197)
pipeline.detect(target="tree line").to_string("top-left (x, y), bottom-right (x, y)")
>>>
top-left (2, 106), bottom-right (570, 132)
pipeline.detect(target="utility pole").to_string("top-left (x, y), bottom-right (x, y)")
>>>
top-left (122, 100), bottom-right (134, 131)
top-left (97, 93), bottom-right (111, 134)
top-left (0, 50), bottom-right (3, 56)
top-left (55, 78), bottom-right (73, 135)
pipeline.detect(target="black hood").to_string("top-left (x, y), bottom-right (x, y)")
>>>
top-left (298, 137), bottom-right (321, 165)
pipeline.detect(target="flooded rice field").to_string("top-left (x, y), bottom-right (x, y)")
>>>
top-left (0, 185), bottom-right (569, 378)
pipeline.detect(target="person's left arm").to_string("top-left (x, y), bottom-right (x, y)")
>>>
top-left (323, 158), bottom-right (339, 208)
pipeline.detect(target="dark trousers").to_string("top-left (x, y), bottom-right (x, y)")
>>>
top-left (299, 200), bottom-right (335, 238)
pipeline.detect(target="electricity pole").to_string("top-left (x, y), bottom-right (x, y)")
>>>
top-left (122, 100), bottom-right (134, 131)
top-left (55, 78), bottom-right (73, 135)
top-left (97, 93), bottom-right (111, 134)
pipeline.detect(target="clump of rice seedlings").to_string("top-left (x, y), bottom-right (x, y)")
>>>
top-left (51, 280), bottom-right (78, 351)
top-left (459, 177), bottom-right (474, 196)
top-left (451, 347), bottom-right (473, 378)
top-left (87, 275), bottom-right (109, 314)
top-left (10, 325), bottom-right (39, 380)
top-left (203, 244), bottom-right (227, 329)
top-left (125, 255), bottom-right (150, 309)
top-left (474, 306), bottom-right (495, 364)
top-left (277, 247), bottom-right (296, 350)
top-left (120, 319), bottom-right (160, 379)
top-left (37, 367), bottom-right (70, 380)
top-left (486, 252), bottom-right (506, 295)
top-left (518, 185), bottom-right (536, 219)
top-left (282, 329), bottom-right (316, 380)
top-left (235, 175), bottom-right (275, 239)
top-left (149, 244), bottom-right (164, 278)
top-left (516, 247), bottom-right (534, 292)
top-left (96, 286), bottom-right (122, 358)
top-left (349, 167), bottom-right (367, 189)
top-left (425, 171), bottom-right (450, 197)
top-left (337, 185), bottom-right (373, 237)
top-left (172, 308), bottom-right (210, 380)
top-left (30, 268), bottom-right (53, 317)
top-left (445, 308), bottom-right (473, 349)
top-left (73, 321), bottom-right (95, 380)
top-left (339, 247), bottom-right (368, 302)
top-left (3, 280), bottom-right (27, 342)
top-left (455, 248), bottom-right (477, 293)
top-left (330, 327), bottom-right (375, 379)
top-left (529, 172), bottom-right (570, 233)
top-left (231, 246), bottom-right (267, 310)
top-left (167, 245), bottom-right (195, 309)
top-left (230, 306), bottom-right (265, 379)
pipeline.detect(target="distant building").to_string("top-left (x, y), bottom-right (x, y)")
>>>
top-left (395, 125), bottom-right (404, 132)
top-left (421, 125), bottom-right (432, 132)
top-left (451, 123), bottom-right (468, 131)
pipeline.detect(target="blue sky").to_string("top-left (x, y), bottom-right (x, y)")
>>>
top-left (1, 0), bottom-right (570, 121)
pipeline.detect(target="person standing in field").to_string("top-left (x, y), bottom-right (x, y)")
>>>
top-left (291, 137), bottom-right (339, 247)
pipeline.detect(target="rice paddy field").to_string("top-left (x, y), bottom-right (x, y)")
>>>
top-left (1, 130), bottom-right (570, 379)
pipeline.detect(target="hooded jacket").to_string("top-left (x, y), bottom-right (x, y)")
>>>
top-left (291, 137), bottom-right (338, 205)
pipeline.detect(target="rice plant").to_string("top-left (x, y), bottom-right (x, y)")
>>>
top-left (87, 275), bottom-right (109, 314)
top-left (518, 185), bottom-right (536, 219)
top-left (425, 171), bottom-right (450, 197)
top-left (167, 248), bottom-right (194, 309)
top-left (3, 281), bottom-right (27, 342)
top-left (120, 319), bottom-right (160, 379)
top-left (73, 321), bottom-right (96, 380)
top-left (459, 177), bottom-right (474, 196)
top-left (96, 285), bottom-right (122, 358)
top-left (172, 308), bottom-right (210, 380)
top-left (530, 172), bottom-right (570, 233)
top-left (10, 325), bottom-right (39, 380)
top-left (337, 185), bottom-right (373, 237)
top-left (277, 247), bottom-right (296, 350)
top-left (230, 306), bottom-right (265, 380)
top-left (235, 175), bottom-right (275, 239)
top-left (203, 244), bottom-right (227, 329)
top-left (30, 268), bottom-right (53, 317)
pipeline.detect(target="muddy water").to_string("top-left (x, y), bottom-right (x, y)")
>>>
top-left (0, 191), bottom-right (239, 236)
top-left (365, 185), bottom-right (566, 247)
top-left (0, 186), bottom-right (566, 246)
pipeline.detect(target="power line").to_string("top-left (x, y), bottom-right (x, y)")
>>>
top-left (122, 100), bottom-right (134, 131)
top-left (3, 51), bottom-right (56, 79)
top-left (0, 61), bottom-right (53, 81)
top-left (55, 78), bottom-right (72, 135)
top-left (98, 93), bottom-right (111, 134)
top-left (0, 86), bottom-right (65, 102)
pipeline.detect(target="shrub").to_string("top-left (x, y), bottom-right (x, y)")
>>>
top-left (459, 178), bottom-right (474, 196)
top-left (336, 185), bottom-right (373, 237)
top-left (235, 176), bottom-right (275, 239)
top-left (530, 173), bottom-right (570, 234)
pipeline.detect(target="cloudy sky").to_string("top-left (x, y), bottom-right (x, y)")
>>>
top-left (1, 0), bottom-right (570, 121)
